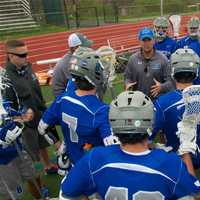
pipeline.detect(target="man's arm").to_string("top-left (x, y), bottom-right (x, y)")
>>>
top-left (51, 55), bottom-right (71, 97)
top-left (38, 95), bottom-right (62, 144)
top-left (160, 57), bottom-right (175, 93)
top-left (124, 55), bottom-right (137, 90)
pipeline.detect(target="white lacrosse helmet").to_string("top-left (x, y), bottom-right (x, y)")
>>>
top-left (187, 17), bottom-right (200, 39)
top-left (171, 48), bottom-right (200, 78)
top-left (153, 16), bottom-right (169, 42)
top-left (109, 91), bottom-right (154, 136)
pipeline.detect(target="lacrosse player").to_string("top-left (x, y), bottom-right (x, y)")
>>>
top-left (0, 68), bottom-right (49, 199)
top-left (151, 48), bottom-right (200, 176)
top-left (60, 90), bottom-right (200, 200)
top-left (153, 16), bottom-right (177, 59)
top-left (176, 17), bottom-right (200, 57)
top-left (176, 17), bottom-right (200, 85)
top-left (38, 47), bottom-right (117, 172)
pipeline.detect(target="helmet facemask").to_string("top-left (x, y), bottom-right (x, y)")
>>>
top-left (188, 17), bottom-right (200, 40)
top-left (153, 17), bottom-right (169, 42)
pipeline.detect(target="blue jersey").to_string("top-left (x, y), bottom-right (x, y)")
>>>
top-left (151, 89), bottom-right (200, 167)
top-left (61, 145), bottom-right (200, 199)
top-left (176, 36), bottom-right (200, 57)
top-left (154, 37), bottom-right (177, 59)
top-left (41, 88), bottom-right (112, 163)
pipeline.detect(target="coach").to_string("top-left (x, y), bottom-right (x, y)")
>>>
top-left (4, 40), bottom-right (59, 174)
top-left (125, 27), bottom-right (174, 99)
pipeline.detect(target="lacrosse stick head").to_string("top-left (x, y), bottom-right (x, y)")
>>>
top-left (96, 46), bottom-right (116, 86)
top-left (182, 85), bottom-right (200, 123)
top-left (169, 15), bottom-right (181, 38)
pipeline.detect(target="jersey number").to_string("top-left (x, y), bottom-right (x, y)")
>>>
top-left (62, 112), bottom-right (78, 143)
top-left (105, 187), bottom-right (164, 200)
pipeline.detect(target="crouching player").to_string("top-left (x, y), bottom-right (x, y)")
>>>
top-left (38, 48), bottom-right (118, 173)
top-left (60, 90), bottom-right (200, 200)
top-left (0, 70), bottom-right (49, 199)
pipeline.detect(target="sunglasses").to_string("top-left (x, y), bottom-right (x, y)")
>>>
top-left (8, 52), bottom-right (28, 58)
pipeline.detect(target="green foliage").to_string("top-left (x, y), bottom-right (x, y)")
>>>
top-left (0, 25), bottom-right (67, 42)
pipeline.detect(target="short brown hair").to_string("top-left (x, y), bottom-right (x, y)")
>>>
top-left (5, 40), bottom-right (25, 51)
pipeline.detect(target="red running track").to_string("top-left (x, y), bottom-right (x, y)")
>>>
top-left (0, 14), bottom-right (199, 72)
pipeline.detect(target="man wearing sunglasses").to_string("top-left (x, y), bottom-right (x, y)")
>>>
top-left (4, 40), bottom-right (60, 176)
top-left (153, 16), bottom-right (176, 59)
top-left (125, 27), bottom-right (174, 99)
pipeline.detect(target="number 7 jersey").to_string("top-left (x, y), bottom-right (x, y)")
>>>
top-left (41, 86), bottom-right (112, 163)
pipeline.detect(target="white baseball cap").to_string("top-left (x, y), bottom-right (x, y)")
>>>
top-left (68, 33), bottom-right (82, 47)
top-left (68, 33), bottom-right (93, 48)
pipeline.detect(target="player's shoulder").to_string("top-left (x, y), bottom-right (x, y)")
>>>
top-left (151, 149), bottom-right (182, 170)
top-left (82, 95), bottom-right (109, 113)
top-left (89, 145), bottom-right (120, 161)
top-left (63, 88), bottom-right (109, 114)
top-left (165, 37), bottom-right (176, 44)
top-left (155, 90), bottom-right (180, 108)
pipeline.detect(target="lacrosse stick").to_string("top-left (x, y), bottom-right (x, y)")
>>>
top-left (169, 15), bottom-right (181, 38)
top-left (96, 46), bottom-right (117, 98)
top-left (177, 85), bottom-right (200, 156)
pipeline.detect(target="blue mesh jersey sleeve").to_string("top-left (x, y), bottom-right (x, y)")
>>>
top-left (61, 150), bottom-right (96, 197)
top-left (41, 95), bottom-right (62, 126)
top-left (94, 105), bottom-right (112, 139)
top-left (173, 160), bottom-right (200, 198)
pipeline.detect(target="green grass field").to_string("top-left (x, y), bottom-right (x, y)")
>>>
top-left (20, 74), bottom-right (124, 199)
